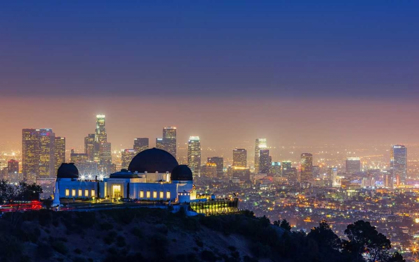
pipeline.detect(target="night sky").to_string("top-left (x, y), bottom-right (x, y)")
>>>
top-left (0, 1), bottom-right (418, 153)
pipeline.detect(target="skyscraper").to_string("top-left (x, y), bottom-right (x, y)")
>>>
top-left (282, 161), bottom-right (292, 178)
top-left (300, 153), bottom-right (313, 183)
top-left (134, 138), bottom-right (149, 154)
top-left (7, 159), bottom-right (19, 174)
top-left (390, 145), bottom-right (407, 185)
top-left (346, 157), bottom-right (361, 174)
top-left (22, 128), bottom-right (62, 181)
top-left (162, 127), bottom-right (177, 158)
top-left (22, 129), bottom-right (40, 181)
top-left (54, 137), bottom-right (66, 174)
top-left (188, 136), bottom-right (201, 177)
top-left (233, 148), bottom-right (247, 168)
top-left (270, 162), bottom-right (281, 176)
top-left (259, 149), bottom-right (271, 173)
top-left (121, 149), bottom-right (136, 169)
top-left (254, 138), bottom-right (267, 173)
top-left (84, 134), bottom-right (95, 161)
top-left (207, 157), bottom-right (224, 177)
top-left (156, 138), bottom-right (164, 149)
top-left (38, 129), bottom-right (56, 178)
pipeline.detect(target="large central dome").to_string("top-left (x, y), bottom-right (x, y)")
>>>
top-left (128, 148), bottom-right (178, 173)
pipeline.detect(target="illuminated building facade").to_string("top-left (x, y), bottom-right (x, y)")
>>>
top-left (346, 157), bottom-right (361, 174)
top-left (207, 157), bottom-right (224, 177)
top-left (188, 136), bottom-right (201, 177)
top-left (38, 129), bottom-right (56, 178)
top-left (156, 138), bottom-right (164, 149)
top-left (270, 162), bottom-right (281, 176)
top-left (56, 149), bottom-right (194, 203)
top-left (22, 129), bottom-right (40, 181)
top-left (233, 148), bottom-right (247, 168)
top-left (202, 162), bottom-right (217, 178)
top-left (390, 145), bottom-right (407, 185)
top-left (162, 126), bottom-right (177, 158)
top-left (134, 138), bottom-right (149, 154)
top-left (254, 138), bottom-right (267, 173)
top-left (300, 153), bottom-right (313, 183)
top-left (121, 149), bottom-right (136, 169)
top-left (259, 149), bottom-right (271, 174)
top-left (54, 137), bottom-right (66, 174)
top-left (84, 134), bottom-right (95, 161)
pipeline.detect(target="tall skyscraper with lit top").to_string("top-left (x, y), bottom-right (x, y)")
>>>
top-left (207, 157), bottom-right (223, 177)
top-left (162, 127), bottom-right (177, 158)
top-left (188, 136), bottom-right (201, 177)
top-left (254, 138), bottom-right (267, 173)
top-left (300, 153), bottom-right (313, 183)
top-left (391, 145), bottom-right (407, 185)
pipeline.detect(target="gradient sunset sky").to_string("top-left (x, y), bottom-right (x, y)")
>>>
top-left (0, 1), bottom-right (418, 151)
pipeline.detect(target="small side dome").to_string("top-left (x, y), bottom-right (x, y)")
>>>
top-left (171, 165), bottom-right (193, 181)
top-left (57, 163), bottom-right (79, 179)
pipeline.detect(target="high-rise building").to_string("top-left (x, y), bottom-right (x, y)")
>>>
top-left (300, 153), bottom-right (313, 183)
top-left (38, 129), bottom-right (56, 179)
top-left (233, 148), bottom-right (247, 168)
top-left (70, 149), bottom-right (98, 178)
top-left (162, 127), bottom-right (177, 158)
top-left (54, 137), bottom-right (66, 174)
top-left (202, 162), bottom-right (217, 178)
top-left (134, 138), bottom-right (149, 154)
top-left (84, 134), bottom-right (95, 161)
top-left (70, 149), bottom-right (88, 163)
top-left (312, 165), bottom-right (320, 179)
top-left (346, 157), bottom-right (361, 174)
top-left (254, 138), bottom-right (267, 173)
top-left (259, 149), bottom-right (271, 174)
top-left (95, 115), bottom-right (107, 144)
top-left (7, 159), bottom-right (19, 174)
top-left (22, 128), bottom-right (61, 180)
top-left (270, 162), bottom-right (281, 176)
top-left (188, 136), bottom-right (201, 177)
top-left (207, 157), bottom-right (224, 177)
top-left (22, 129), bottom-right (40, 181)
top-left (390, 145), bottom-right (407, 185)
top-left (384, 171), bottom-right (394, 189)
top-left (156, 138), bottom-right (164, 149)
top-left (121, 149), bottom-right (136, 169)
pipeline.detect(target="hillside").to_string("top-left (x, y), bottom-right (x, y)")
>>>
top-left (0, 208), bottom-right (404, 262)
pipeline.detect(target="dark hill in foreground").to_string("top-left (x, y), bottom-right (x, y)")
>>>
top-left (0, 208), bottom-right (404, 262)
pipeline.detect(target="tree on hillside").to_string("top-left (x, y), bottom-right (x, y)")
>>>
top-left (307, 220), bottom-right (341, 251)
top-left (0, 180), bottom-right (42, 203)
top-left (343, 220), bottom-right (392, 262)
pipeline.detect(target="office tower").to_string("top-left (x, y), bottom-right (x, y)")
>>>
top-left (259, 149), bottom-right (271, 173)
top-left (188, 136), bottom-right (201, 177)
top-left (7, 159), bottom-right (19, 174)
top-left (162, 127), bottom-right (177, 158)
top-left (95, 115), bottom-right (107, 144)
top-left (84, 134), bottom-right (95, 161)
top-left (384, 171), bottom-right (394, 189)
top-left (233, 148), bottom-right (247, 168)
top-left (202, 162), bottom-right (217, 178)
top-left (390, 145), bottom-right (407, 185)
top-left (38, 129), bottom-right (56, 178)
top-left (134, 138), bottom-right (149, 154)
top-left (70, 149), bottom-right (88, 163)
top-left (270, 162), bottom-right (281, 176)
top-left (121, 149), bottom-right (136, 169)
top-left (54, 137), bottom-right (66, 174)
top-left (207, 157), bottom-right (224, 177)
top-left (254, 138), bottom-right (267, 173)
top-left (22, 129), bottom-right (40, 181)
top-left (70, 149), bottom-right (98, 178)
top-left (156, 138), bottom-right (164, 149)
top-left (346, 157), bottom-right (361, 174)
top-left (300, 153), bottom-right (313, 183)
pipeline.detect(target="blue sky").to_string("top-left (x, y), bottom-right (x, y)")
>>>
top-left (0, 0), bottom-right (418, 99)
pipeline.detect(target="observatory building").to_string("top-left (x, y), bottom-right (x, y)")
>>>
top-left (56, 148), bottom-right (194, 203)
